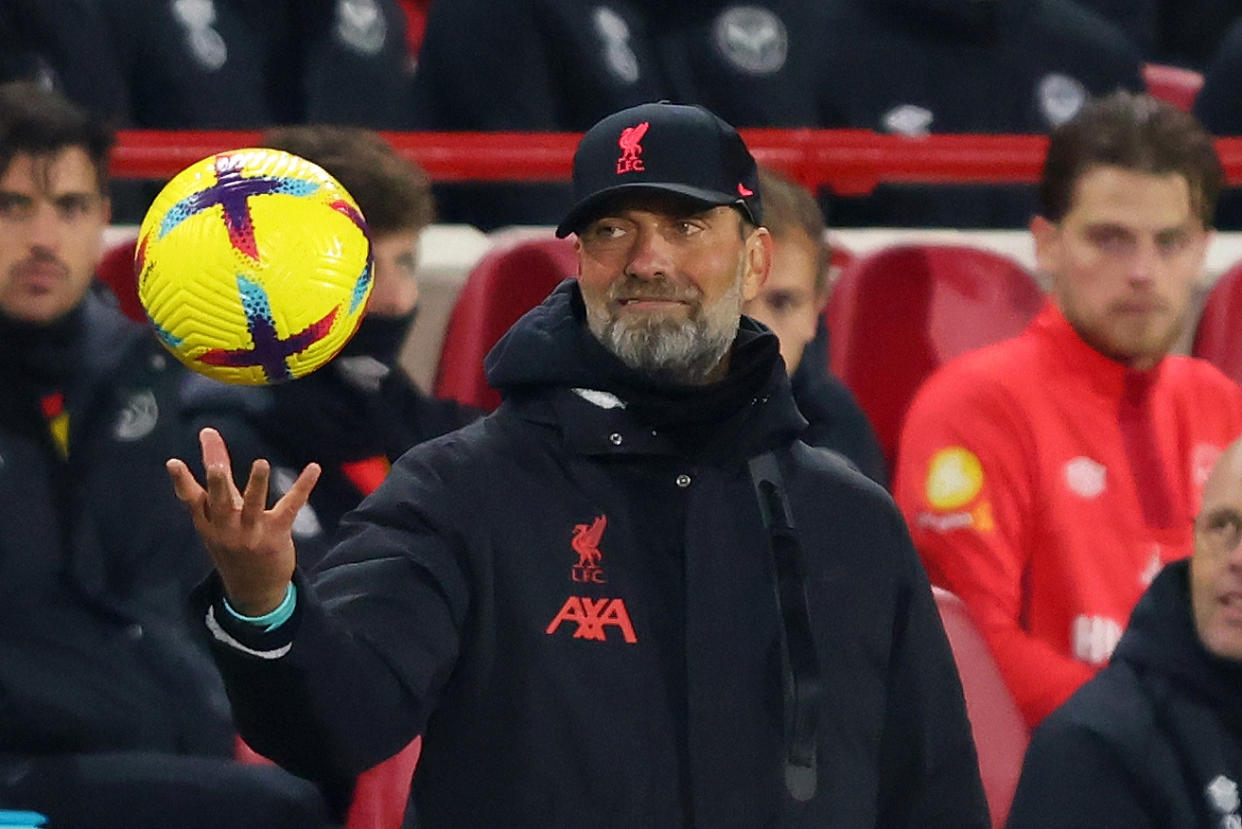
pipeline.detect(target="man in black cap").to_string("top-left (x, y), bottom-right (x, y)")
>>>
top-left (167, 101), bottom-right (989, 828)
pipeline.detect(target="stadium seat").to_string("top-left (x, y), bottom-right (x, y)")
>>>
top-left (237, 735), bottom-right (421, 829)
top-left (96, 236), bottom-right (145, 322)
top-left (434, 234), bottom-right (578, 411)
top-left (1142, 62), bottom-right (1204, 112)
top-left (933, 587), bottom-right (1029, 829)
top-left (1192, 259), bottom-right (1242, 385)
top-left (825, 243), bottom-right (1044, 474)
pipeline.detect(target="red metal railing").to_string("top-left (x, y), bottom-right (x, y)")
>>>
top-left (110, 130), bottom-right (1242, 195)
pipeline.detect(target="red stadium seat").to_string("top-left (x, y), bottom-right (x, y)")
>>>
top-left (434, 234), bottom-right (578, 411)
top-left (825, 243), bottom-right (1044, 475)
top-left (237, 735), bottom-right (421, 829)
top-left (96, 236), bottom-right (145, 322)
top-left (1192, 260), bottom-right (1242, 385)
top-left (933, 587), bottom-right (1029, 829)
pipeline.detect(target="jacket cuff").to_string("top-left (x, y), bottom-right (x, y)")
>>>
top-left (198, 573), bottom-right (303, 659)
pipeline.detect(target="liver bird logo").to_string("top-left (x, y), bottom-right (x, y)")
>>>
top-left (616, 122), bottom-right (649, 174)
top-left (572, 515), bottom-right (607, 568)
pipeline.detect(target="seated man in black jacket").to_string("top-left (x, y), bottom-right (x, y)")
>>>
top-left (169, 101), bottom-right (989, 828)
top-left (0, 81), bottom-right (336, 828)
top-left (742, 167), bottom-right (887, 487)
top-left (1007, 434), bottom-right (1242, 828)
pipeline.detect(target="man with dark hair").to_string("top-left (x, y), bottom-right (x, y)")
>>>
top-left (895, 91), bottom-right (1242, 728)
top-left (0, 81), bottom-right (337, 828)
top-left (168, 101), bottom-right (989, 827)
top-left (1006, 433), bottom-right (1242, 827)
top-left (197, 124), bottom-right (478, 567)
top-left (743, 167), bottom-right (887, 486)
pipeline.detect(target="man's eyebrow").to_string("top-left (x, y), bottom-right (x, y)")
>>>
top-left (1082, 221), bottom-right (1132, 233)
top-left (1200, 505), bottom-right (1242, 523)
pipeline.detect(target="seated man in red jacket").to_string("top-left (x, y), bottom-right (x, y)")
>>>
top-left (895, 90), bottom-right (1242, 728)
top-left (1006, 434), bottom-right (1242, 827)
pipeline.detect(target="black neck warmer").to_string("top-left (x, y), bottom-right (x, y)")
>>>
top-left (573, 315), bottom-right (789, 461)
top-left (0, 305), bottom-right (85, 400)
top-left (339, 308), bottom-right (418, 366)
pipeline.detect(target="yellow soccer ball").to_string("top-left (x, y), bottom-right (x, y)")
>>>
top-left (136, 147), bottom-right (373, 385)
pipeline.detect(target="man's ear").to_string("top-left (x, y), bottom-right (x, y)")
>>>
top-left (1030, 214), bottom-right (1059, 275)
top-left (742, 226), bottom-right (772, 302)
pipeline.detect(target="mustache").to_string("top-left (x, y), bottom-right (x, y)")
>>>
top-left (1108, 296), bottom-right (1172, 314)
top-left (11, 252), bottom-right (68, 279)
top-left (608, 275), bottom-right (701, 303)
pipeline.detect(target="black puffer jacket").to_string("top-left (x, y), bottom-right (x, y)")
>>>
top-left (0, 293), bottom-right (232, 759)
top-left (1008, 559), bottom-right (1242, 828)
top-left (200, 281), bottom-right (988, 828)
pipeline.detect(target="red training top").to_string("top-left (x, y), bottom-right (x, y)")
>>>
top-left (895, 301), bottom-right (1242, 726)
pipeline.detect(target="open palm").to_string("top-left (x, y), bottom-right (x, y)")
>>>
top-left (167, 427), bottom-right (320, 616)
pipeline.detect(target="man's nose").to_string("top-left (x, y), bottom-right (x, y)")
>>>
top-left (25, 202), bottom-right (62, 251)
top-left (1127, 239), bottom-right (1161, 286)
top-left (624, 225), bottom-right (675, 280)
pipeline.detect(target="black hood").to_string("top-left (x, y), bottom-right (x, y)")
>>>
top-left (484, 279), bottom-right (805, 460)
top-left (1113, 560), bottom-right (1242, 720)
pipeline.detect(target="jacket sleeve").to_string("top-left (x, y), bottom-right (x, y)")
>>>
top-left (875, 507), bottom-right (991, 829)
top-left (1005, 716), bottom-right (1154, 829)
top-left (195, 450), bottom-right (472, 784)
top-left (894, 366), bottom-right (1094, 727)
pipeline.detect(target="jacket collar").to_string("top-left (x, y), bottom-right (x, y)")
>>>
top-left (1114, 560), bottom-right (1242, 723)
top-left (491, 281), bottom-right (805, 464)
top-left (1031, 300), bottom-right (1167, 401)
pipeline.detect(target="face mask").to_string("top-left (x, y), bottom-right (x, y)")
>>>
top-left (340, 308), bottom-right (418, 365)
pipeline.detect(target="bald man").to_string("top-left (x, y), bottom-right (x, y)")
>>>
top-left (1007, 433), bottom-right (1242, 828)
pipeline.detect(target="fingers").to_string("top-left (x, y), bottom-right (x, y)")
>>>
top-left (166, 457), bottom-right (208, 522)
top-left (166, 458), bottom-right (202, 503)
top-left (271, 462), bottom-right (322, 523)
top-left (241, 459), bottom-right (271, 527)
top-left (199, 427), bottom-right (242, 517)
top-left (199, 426), bottom-right (232, 471)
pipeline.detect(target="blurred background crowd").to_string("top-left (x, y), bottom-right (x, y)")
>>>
top-left (9, 0), bottom-right (1242, 229)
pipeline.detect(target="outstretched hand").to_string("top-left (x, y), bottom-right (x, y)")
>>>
top-left (167, 427), bottom-right (321, 616)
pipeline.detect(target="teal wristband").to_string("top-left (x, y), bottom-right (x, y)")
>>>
top-left (223, 583), bottom-right (297, 632)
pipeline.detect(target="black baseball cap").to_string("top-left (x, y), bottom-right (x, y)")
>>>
top-left (555, 102), bottom-right (762, 238)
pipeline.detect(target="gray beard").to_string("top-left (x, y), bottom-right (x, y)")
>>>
top-left (586, 264), bottom-right (744, 385)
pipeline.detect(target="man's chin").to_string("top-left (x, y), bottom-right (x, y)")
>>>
top-left (1, 295), bottom-right (75, 326)
top-left (613, 302), bottom-right (694, 323)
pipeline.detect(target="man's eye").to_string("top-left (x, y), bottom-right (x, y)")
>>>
top-left (1156, 232), bottom-right (1189, 254)
top-left (1087, 228), bottom-right (1134, 253)
top-left (675, 221), bottom-right (703, 236)
top-left (55, 195), bottom-right (100, 220)
top-left (767, 294), bottom-right (796, 313)
top-left (586, 223), bottom-right (626, 241)
top-left (0, 194), bottom-right (31, 219)
top-left (1204, 514), bottom-right (1242, 549)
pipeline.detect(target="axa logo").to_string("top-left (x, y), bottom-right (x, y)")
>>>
top-left (546, 596), bottom-right (637, 643)
top-left (571, 515), bottom-right (607, 583)
top-left (616, 122), bottom-right (649, 174)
